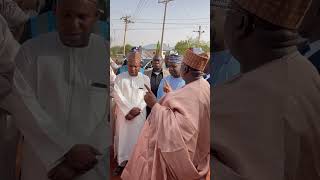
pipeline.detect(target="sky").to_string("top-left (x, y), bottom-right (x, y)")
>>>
top-left (110, 0), bottom-right (210, 48)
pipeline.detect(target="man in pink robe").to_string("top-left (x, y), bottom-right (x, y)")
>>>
top-left (121, 48), bottom-right (210, 180)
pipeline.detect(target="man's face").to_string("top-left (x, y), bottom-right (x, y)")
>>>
top-left (180, 63), bottom-right (188, 80)
top-left (168, 62), bottom-right (181, 78)
top-left (211, 6), bottom-right (228, 51)
top-left (128, 60), bottom-right (141, 76)
top-left (56, 0), bottom-right (98, 47)
top-left (152, 59), bottom-right (162, 71)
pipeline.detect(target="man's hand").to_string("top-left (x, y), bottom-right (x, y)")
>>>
top-left (125, 113), bottom-right (134, 120)
top-left (125, 107), bottom-right (141, 120)
top-left (144, 84), bottom-right (157, 109)
top-left (48, 162), bottom-right (77, 180)
top-left (64, 144), bottom-right (101, 172)
top-left (163, 80), bottom-right (172, 93)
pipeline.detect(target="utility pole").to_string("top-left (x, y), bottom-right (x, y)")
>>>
top-left (159, 0), bottom-right (173, 58)
top-left (121, 16), bottom-right (134, 56)
top-left (193, 25), bottom-right (205, 46)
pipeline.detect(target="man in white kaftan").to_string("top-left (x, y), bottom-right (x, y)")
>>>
top-left (14, 31), bottom-right (109, 180)
top-left (112, 51), bottom-right (150, 175)
top-left (0, 1), bottom-right (41, 179)
top-left (0, 13), bottom-right (20, 180)
top-left (4, 0), bottom-right (110, 179)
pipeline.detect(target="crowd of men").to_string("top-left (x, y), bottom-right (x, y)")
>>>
top-left (3, 0), bottom-right (320, 179)
top-left (110, 48), bottom-right (211, 179)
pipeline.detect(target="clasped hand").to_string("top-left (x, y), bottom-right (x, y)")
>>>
top-left (48, 144), bottom-right (102, 180)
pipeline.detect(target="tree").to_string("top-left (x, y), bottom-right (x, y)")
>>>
top-left (174, 40), bottom-right (190, 55)
top-left (174, 38), bottom-right (210, 55)
top-left (110, 44), bottom-right (133, 58)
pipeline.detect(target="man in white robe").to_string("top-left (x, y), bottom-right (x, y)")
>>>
top-left (112, 51), bottom-right (150, 176)
top-left (0, 2), bottom-right (41, 179)
top-left (7, 0), bottom-right (110, 179)
top-left (0, 13), bottom-right (20, 180)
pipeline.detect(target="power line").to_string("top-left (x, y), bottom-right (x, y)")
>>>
top-left (111, 25), bottom-right (206, 29)
top-left (193, 25), bottom-right (205, 44)
top-left (111, 27), bottom-right (197, 31)
top-left (133, 0), bottom-right (149, 20)
top-left (134, 17), bottom-right (210, 20)
top-left (111, 21), bottom-right (210, 26)
top-left (111, 18), bottom-right (209, 21)
top-left (129, 21), bottom-right (209, 25)
top-left (133, 0), bottom-right (144, 16)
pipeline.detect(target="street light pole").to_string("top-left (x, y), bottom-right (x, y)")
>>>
top-left (121, 15), bottom-right (134, 56)
top-left (159, 0), bottom-right (173, 57)
top-left (193, 25), bottom-right (205, 46)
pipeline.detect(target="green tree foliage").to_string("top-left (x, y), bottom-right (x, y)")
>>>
top-left (174, 38), bottom-right (210, 55)
top-left (110, 44), bottom-right (133, 58)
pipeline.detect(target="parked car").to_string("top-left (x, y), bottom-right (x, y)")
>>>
top-left (142, 58), bottom-right (153, 71)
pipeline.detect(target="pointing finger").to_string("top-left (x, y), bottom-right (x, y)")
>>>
top-left (144, 84), bottom-right (152, 93)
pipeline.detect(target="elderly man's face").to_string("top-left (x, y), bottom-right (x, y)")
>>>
top-left (56, 0), bottom-right (98, 47)
top-left (128, 60), bottom-right (141, 77)
top-left (168, 62), bottom-right (181, 78)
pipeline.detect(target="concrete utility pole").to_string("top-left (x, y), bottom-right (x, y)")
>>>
top-left (193, 25), bottom-right (205, 45)
top-left (121, 15), bottom-right (134, 56)
top-left (159, 0), bottom-right (173, 57)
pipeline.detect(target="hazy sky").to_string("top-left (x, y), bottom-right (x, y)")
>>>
top-left (110, 0), bottom-right (210, 47)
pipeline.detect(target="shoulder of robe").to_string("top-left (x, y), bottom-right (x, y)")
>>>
top-left (142, 73), bottom-right (150, 81)
top-left (198, 78), bottom-right (210, 91)
top-left (288, 52), bottom-right (319, 86)
top-left (287, 52), bottom-right (320, 108)
top-left (214, 57), bottom-right (290, 110)
top-left (90, 33), bottom-right (108, 48)
top-left (20, 32), bottom-right (57, 52)
top-left (115, 72), bottom-right (128, 81)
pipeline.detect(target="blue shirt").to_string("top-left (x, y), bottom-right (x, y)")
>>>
top-left (157, 75), bottom-right (185, 101)
top-left (210, 51), bottom-right (240, 86)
